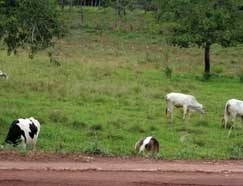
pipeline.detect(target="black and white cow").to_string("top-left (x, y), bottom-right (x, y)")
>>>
top-left (5, 117), bottom-right (40, 149)
top-left (135, 136), bottom-right (159, 156)
top-left (0, 71), bottom-right (8, 79)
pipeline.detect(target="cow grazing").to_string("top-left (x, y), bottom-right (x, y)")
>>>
top-left (5, 117), bottom-right (40, 149)
top-left (135, 136), bottom-right (159, 157)
top-left (0, 71), bottom-right (8, 79)
top-left (223, 99), bottom-right (243, 130)
top-left (165, 92), bottom-right (205, 121)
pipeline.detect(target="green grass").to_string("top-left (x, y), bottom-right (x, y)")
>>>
top-left (1, 7), bottom-right (243, 159)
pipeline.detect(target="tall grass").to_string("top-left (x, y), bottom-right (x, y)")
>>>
top-left (0, 7), bottom-right (243, 159)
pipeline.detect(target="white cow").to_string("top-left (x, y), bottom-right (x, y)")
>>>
top-left (165, 92), bottom-right (205, 121)
top-left (5, 117), bottom-right (40, 149)
top-left (223, 99), bottom-right (243, 129)
top-left (135, 136), bottom-right (159, 156)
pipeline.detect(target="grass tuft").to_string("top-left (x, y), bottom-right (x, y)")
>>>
top-left (48, 110), bottom-right (69, 124)
top-left (89, 124), bottom-right (103, 131)
top-left (229, 145), bottom-right (243, 160)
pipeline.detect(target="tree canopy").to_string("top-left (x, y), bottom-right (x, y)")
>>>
top-left (0, 0), bottom-right (64, 56)
top-left (158, 0), bottom-right (243, 75)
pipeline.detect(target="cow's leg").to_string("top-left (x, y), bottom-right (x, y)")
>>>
top-left (228, 115), bottom-right (236, 137)
top-left (224, 113), bottom-right (229, 129)
top-left (224, 117), bottom-right (227, 129)
top-left (183, 105), bottom-right (188, 119)
top-left (32, 140), bottom-right (37, 150)
top-left (170, 106), bottom-right (174, 121)
top-left (241, 115), bottom-right (243, 128)
top-left (165, 106), bottom-right (169, 118)
top-left (188, 109), bottom-right (192, 119)
top-left (166, 103), bottom-right (174, 121)
top-left (231, 114), bottom-right (236, 128)
top-left (19, 136), bottom-right (26, 149)
top-left (20, 141), bottom-right (26, 149)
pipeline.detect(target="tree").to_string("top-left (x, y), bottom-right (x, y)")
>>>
top-left (0, 0), bottom-right (64, 56)
top-left (103, 0), bottom-right (136, 17)
top-left (159, 0), bottom-right (243, 75)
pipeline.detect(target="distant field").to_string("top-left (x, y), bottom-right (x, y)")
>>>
top-left (0, 7), bottom-right (243, 159)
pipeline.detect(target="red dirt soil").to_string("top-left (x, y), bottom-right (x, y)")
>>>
top-left (0, 151), bottom-right (243, 186)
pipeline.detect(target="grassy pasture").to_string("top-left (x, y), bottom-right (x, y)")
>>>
top-left (1, 7), bottom-right (243, 159)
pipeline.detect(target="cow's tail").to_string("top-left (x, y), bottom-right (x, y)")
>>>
top-left (223, 103), bottom-right (231, 128)
top-left (226, 104), bottom-right (231, 116)
top-left (165, 95), bottom-right (169, 116)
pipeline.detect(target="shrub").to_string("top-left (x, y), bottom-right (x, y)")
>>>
top-left (229, 145), bottom-right (243, 159)
top-left (72, 121), bottom-right (87, 129)
top-left (164, 66), bottom-right (172, 78)
top-left (90, 124), bottom-right (103, 131)
top-left (83, 142), bottom-right (108, 155)
top-left (203, 73), bottom-right (211, 81)
top-left (48, 111), bottom-right (68, 124)
top-left (238, 72), bottom-right (243, 83)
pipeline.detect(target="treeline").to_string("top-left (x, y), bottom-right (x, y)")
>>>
top-left (60, 0), bottom-right (243, 12)
top-left (59, 0), bottom-right (162, 19)
top-left (59, 0), bottom-right (101, 6)
top-left (59, 0), bottom-right (160, 11)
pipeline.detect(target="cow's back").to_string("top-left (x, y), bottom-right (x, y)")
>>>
top-left (5, 117), bottom-right (40, 147)
top-left (166, 92), bottom-right (194, 105)
top-left (227, 99), bottom-right (243, 115)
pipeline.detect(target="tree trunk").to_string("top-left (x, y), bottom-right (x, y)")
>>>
top-left (117, 0), bottom-right (121, 17)
top-left (80, 4), bottom-right (84, 22)
top-left (69, 0), bottom-right (73, 9)
top-left (156, 1), bottom-right (161, 23)
top-left (123, 7), bottom-right (126, 16)
top-left (61, 0), bottom-right (65, 10)
top-left (204, 43), bottom-right (210, 75)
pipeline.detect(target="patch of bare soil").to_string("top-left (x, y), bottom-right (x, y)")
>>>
top-left (0, 151), bottom-right (243, 186)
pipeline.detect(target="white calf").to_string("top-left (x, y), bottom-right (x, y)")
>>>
top-left (165, 92), bottom-right (205, 120)
top-left (223, 99), bottom-right (243, 129)
top-left (135, 136), bottom-right (159, 156)
top-left (5, 117), bottom-right (40, 149)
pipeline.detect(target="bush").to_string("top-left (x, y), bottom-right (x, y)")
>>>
top-left (48, 111), bottom-right (68, 124)
top-left (164, 66), bottom-right (172, 78)
top-left (238, 72), bottom-right (243, 83)
top-left (229, 145), bottom-right (243, 159)
top-left (203, 73), bottom-right (211, 81)
top-left (83, 142), bottom-right (108, 155)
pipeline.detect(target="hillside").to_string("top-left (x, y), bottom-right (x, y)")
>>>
top-left (0, 7), bottom-right (243, 159)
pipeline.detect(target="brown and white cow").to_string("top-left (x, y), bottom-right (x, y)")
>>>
top-left (135, 136), bottom-right (159, 156)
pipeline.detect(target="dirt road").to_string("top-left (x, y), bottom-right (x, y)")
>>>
top-left (0, 152), bottom-right (243, 186)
